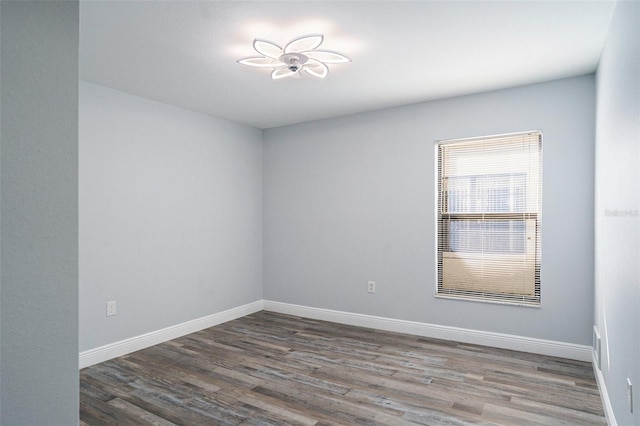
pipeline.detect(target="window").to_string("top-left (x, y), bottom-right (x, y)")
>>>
top-left (436, 131), bottom-right (542, 305)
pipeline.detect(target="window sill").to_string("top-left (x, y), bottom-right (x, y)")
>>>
top-left (435, 293), bottom-right (541, 308)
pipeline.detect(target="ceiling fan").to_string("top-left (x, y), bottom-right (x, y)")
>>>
top-left (238, 34), bottom-right (350, 80)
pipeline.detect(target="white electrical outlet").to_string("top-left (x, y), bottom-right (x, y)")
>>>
top-left (367, 281), bottom-right (376, 294)
top-left (628, 378), bottom-right (633, 413)
top-left (106, 300), bottom-right (117, 317)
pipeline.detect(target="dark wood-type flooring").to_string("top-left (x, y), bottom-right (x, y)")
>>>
top-left (80, 311), bottom-right (606, 425)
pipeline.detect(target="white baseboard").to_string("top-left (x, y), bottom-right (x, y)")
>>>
top-left (593, 352), bottom-right (617, 426)
top-left (263, 300), bottom-right (593, 362)
top-left (79, 300), bottom-right (264, 369)
top-left (80, 299), bottom-right (593, 369)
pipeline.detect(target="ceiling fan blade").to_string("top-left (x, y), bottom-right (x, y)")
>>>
top-left (304, 50), bottom-right (351, 64)
top-left (253, 39), bottom-right (283, 59)
top-left (303, 59), bottom-right (329, 79)
top-left (271, 67), bottom-right (297, 80)
top-left (238, 57), bottom-right (284, 68)
top-left (284, 34), bottom-right (323, 53)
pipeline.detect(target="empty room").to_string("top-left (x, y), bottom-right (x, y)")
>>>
top-left (0, 1), bottom-right (638, 425)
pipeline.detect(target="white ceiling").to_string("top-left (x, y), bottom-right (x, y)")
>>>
top-left (80, 1), bottom-right (616, 129)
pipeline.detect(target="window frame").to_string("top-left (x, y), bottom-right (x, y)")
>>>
top-left (434, 131), bottom-right (542, 307)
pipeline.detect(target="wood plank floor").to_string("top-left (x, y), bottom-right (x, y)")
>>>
top-left (80, 311), bottom-right (605, 425)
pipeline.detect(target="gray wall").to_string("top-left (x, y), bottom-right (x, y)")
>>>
top-left (0, 2), bottom-right (79, 424)
top-left (594, 1), bottom-right (640, 424)
top-left (264, 75), bottom-right (595, 345)
top-left (79, 82), bottom-right (263, 351)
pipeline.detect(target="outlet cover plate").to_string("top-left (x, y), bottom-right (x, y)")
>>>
top-left (367, 281), bottom-right (375, 294)
top-left (106, 301), bottom-right (117, 317)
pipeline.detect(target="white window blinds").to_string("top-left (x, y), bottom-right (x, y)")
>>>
top-left (436, 131), bottom-right (542, 305)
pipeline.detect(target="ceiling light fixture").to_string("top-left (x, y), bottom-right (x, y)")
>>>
top-left (238, 34), bottom-right (350, 80)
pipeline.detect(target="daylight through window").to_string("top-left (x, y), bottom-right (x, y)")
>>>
top-left (436, 131), bottom-right (542, 305)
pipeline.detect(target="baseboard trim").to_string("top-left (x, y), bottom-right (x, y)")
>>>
top-left (80, 299), bottom-right (593, 369)
top-left (79, 300), bottom-right (264, 369)
top-left (263, 300), bottom-right (592, 362)
top-left (593, 352), bottom-right (617, 426)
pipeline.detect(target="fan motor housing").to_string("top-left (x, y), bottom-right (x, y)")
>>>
top-left (280, 53), bottom-right (308, 72)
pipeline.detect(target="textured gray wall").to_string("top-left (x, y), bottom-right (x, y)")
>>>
top-left (0, 2), bottom-right (79, 424)
top-left (594, 1), bottom-right (640, 424)
top-left (79, 82), bottom-right (263, 351)
top-left (264, 75), bottom-right (595, 345)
